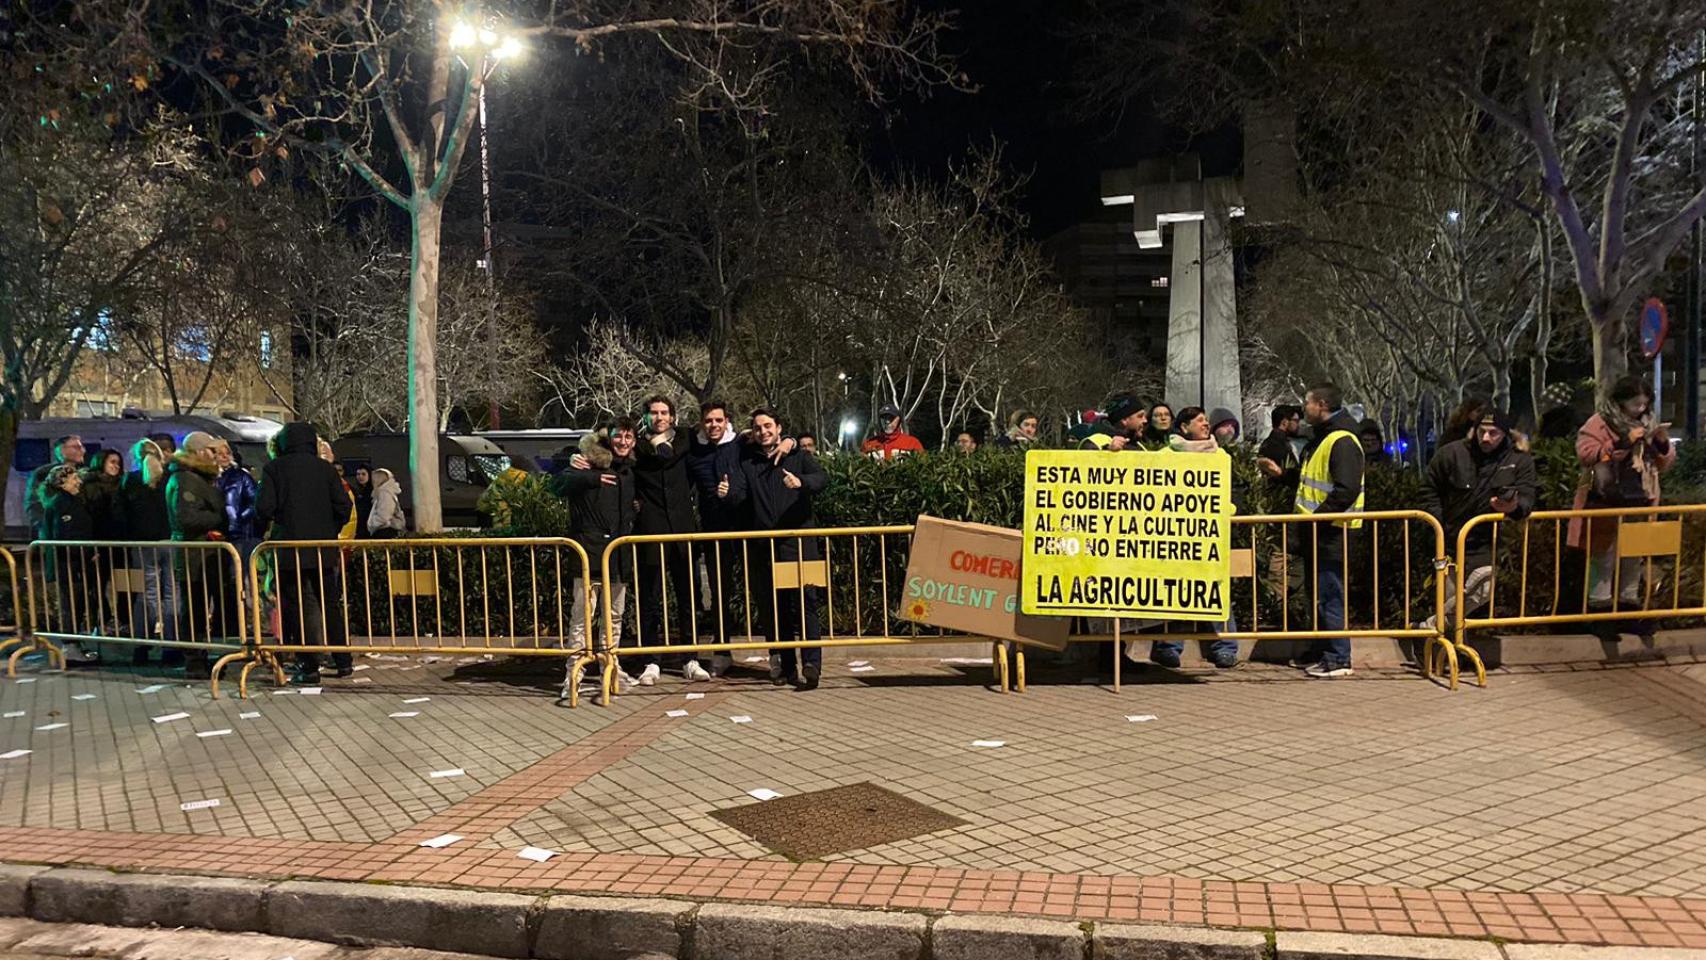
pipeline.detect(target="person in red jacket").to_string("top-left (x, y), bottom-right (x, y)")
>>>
top-left (861, 404), bottom-right (925, 460)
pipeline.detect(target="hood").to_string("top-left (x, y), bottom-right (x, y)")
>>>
top-left (578, 431), bottom-right (615, 470)
top-left (276, 422), bottom-right (320, 456)
top-left (696, 426), bottom-right (739, 447)
top-left (372, 468), bottom-right (399, 490)
top-left (168, 450), bottom-right (219, 478)
top-left (1209, 408), bottom-right (1239, 430)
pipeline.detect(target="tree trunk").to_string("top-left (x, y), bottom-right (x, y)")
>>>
top-left (409, 198), bottom-right (445, 532)
top-left (1590, 302), bottom-right (1630, 405)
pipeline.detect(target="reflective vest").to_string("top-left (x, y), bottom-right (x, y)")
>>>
top-left (1080, 432), bottom-right (1114, 450)
top-left (1294, 430), bottom-right (1364, 529)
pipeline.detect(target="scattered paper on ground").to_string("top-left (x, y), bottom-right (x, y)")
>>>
top-left (851, 665), bottom-right (876, 673)
top-left (351, 665), bottom-right (370, 671)
top-left (419, 834), bottom-right (462, 848)
top-left (517, 846), bottom-right (556, 863)
top-left (33, 723), bottom-right (67, 731)
top-left (134, 685), bottom-right (166, 694)
top-left (665, 709), bottom-right (689, 718)
top-left (70, 694), bottom-right (97, 701)
top-left (941, 657), bottom-right (993, 665)
top-left (389, 712), bottom-right (420, 719)
top-left (743, 656), bottom-right (767, 663)
top-left (403, 697), bottom-right (430, 704)
top-left (0, 749), bottom-right (30, 759)
top-left (179, 799), bottom-right (220, 811)
top-left (429, 768), bottom-right (465, 778)
top-left (298, 687), bottom-right (322, 696)
top-left (196, 729), bottom-right (232, 738)
top-left (14, 679), bottom-right (35, 684)
top-left (271, 690), bottom-right (295, 696)
top-left (848, 660), bottom-right (869, 667)
top-left (238, 712), bottom-right (261, 719)
top-left (748, 788), bottom-right (784, 801)
top-left (685, 693), bottom-right (705, 700)
top-left (972, 740), bottom-right (1006, 748)
top-left (151, 712), bottom-right (190, 724)
top-left (352, 678), bottom-right (372, 685)
top-left (2, 712), bottom-right (22, 718)
top-left (1126, 715), bottom-right (1158, 723)
top-left (730, 715), bottom-right (752, 724)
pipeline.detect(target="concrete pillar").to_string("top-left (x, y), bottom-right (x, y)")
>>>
top-left (1163, 178), bottom-right (1242, 416)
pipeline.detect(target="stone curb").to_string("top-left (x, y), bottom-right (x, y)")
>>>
top-left (9, 866), bottom-right (1706, 960)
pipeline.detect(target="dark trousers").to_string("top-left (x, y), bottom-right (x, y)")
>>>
top-left (278, 554), bottom-right (350, 673)
top-left (750, 550), bottom-right (823, 674)
top-left (635, 539), bottom-right (696, 668)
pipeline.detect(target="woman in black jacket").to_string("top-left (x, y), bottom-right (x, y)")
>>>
top-left (40, 464), bottom-right (98, 664)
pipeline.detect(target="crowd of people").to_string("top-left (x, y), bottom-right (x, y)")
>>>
top-left (17, 372), bottom-right (1674, 687)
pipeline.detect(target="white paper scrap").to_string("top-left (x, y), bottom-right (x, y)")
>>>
top-left (940, 657), bottom-right (993, 665)
top-left (517, 846), bottom-right (557, 863)
top-left (847, 660), bottom-right (869, 667)
top-left (2, 712), bottom-right (22, 718)
top-left (1126, 715), bottom-right (1158, 723)
top-left (135, 684), bottom-right (167, 694)
top-left (402, 697), bottom-right (430, 704)
top-left (851, 665), bottom-right (876, 673)
top-left (684, 693), bottom-right (705, 700)
top-left (730, 716), bottom-right (753, 724)
top-left (239, 712), bottom-right (261, 719)
top-left (71, 694), bottom-right (97, 701)
top-left (14, 678), bottom-right (35, 684)
top-left (351, 678), bottom-right (373, 685)
top-left (747, 788), bottom-right (783, 801)
top-left (743, 656), bottom-right (767, 663)
top-left (389, 712), bottom-right (420, 719)
top-left (196, 729), bottom-right (233, 738)
top-left (298, 687), bottom-right (322, 696)
top-left (351, 665), bottom-right (370, 671)
top-left (429, 768), bottom-right (465, 779)
top-left (665, 709), bottom-right (689, 718)
top-left (180, 799), bottom-right (221, 811)
top-left (151, 712), bottom-right (191, 724)
top-left (0, 749), bottom-right (30, 759)
top-left (971, 740), bottom-right (1006, 748)
top-left (33, 723), bottom-right (67, 731)
top-left (419, 833), bottom-right (463, 848)
top-left (270, 690), bottom-right (295, 696)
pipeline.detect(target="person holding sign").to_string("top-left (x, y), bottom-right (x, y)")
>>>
top-left (1080, 394), bottom-right (1155, 451)
top-left (1293, 383), bottom-right (1366, 678)
top-left (1146, 408), bottom-right (1242, 669)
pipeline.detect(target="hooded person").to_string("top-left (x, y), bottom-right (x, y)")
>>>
top-left (256, 422), bottom-right (356, 684)
top-left (163, 431), bottom-right (231, 678)
top-left (1209, 408), bottom-right (1241, 446)
top-left (1417, 409), bottom-right (1537, 631)
top-left (367, 468), bottom-right (407, 538)
top-left (552, 422), bottom-right (639, 696)
top-left (996, 410), bottom-right (1041, 449)
top-left (1358, 418), bottom-right (1391, 465)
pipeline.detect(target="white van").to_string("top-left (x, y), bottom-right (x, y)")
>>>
top-left (7, 412), bottom-right (283, 540)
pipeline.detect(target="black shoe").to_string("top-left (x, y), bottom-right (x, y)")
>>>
top-left (798, 664), bottom-right (821, 690)
top-left (1212, 651), bottom-right (1239, 669)
top-left (132, 648), bottom-right (151, 667)
top-left (290, 669), bottom-right (322, 686)
top-left (332, 666), bottom-right (355, 679)
top-left (1149, 648), bottom-right (1182, 669)
top-left (184, 659), bottom-right (212, 681)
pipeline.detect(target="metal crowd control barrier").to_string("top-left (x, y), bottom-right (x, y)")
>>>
top-left (248, 537), bottom-right (594, 702)
top-left (590, 525), bottom-right (1022, 701)
top-left (1446, 503), bottom-right (1706, 690)
top-left (18, 540), bottom-right (252, 689)
top-left (1085, 510), bottom-right (1455, 689)
top-left (0, 546), bottom-right (29, 666)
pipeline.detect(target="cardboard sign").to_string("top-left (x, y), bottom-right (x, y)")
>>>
top-left (900, 516), bottom-right (1071, 651)
top-left (1021, 449), bottom-right (1233, 620)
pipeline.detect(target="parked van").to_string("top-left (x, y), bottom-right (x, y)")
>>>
top-left (6, 412), bottom-right (284, 540)
top-left (474, 429), bottom-right (590, 473)
top-left (330, 434), bottom-right (516, 529)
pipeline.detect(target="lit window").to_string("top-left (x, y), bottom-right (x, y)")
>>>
top-left (260, 330), bottom-right (273, 369)
top-left (1151, 276), bottom-right (1170, 288)
top-left (75, 399), bottom-right (118, 417)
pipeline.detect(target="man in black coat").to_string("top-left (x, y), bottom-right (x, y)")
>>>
top-left (256, 422), bottom-right (356, 684)
top-left (120, 439), bottom-right (172, 662)
top-left (629, 396), bottom-right (702, 685)
top-left (164, 432), bottom-right (232, 678)
top-left (686, 400), bottom-right (748, 677)
top-left (26, 435), bottom-right (85, 539)
top-left (1417, 409), bottom-right (1537, 630)
top-left (553, 422), bottom-right (639, 694)
top-left (724, 408), bottom-right (829, 690)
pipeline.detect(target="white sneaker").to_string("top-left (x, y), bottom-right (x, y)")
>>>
top-left (709, 654), bottom-right (733, 677)
top-left (617, 671), bottom-right (639, 691)
top-left (684, 661), bottom-right (711, 682)
top-left (1305, 662), bottom-right (1353, 679)
top-left (59, 642), bottom-right (97, 664)
top-left (639, 664), bottom-right (661, 686)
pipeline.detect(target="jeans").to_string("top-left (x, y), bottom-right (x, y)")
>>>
top-left (127, 547), bottom-right (172, 640)
top-left (1314, 546), bottom-right (1349, 667)
top-left (1152, 617), bottom-right (1240, 660)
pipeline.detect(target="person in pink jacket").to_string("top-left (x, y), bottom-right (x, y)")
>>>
top-left (1569, 376), bottom-right (1675, 607)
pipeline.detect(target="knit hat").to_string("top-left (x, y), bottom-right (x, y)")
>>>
top-left (1104, 394), bottom-right (1145, 424)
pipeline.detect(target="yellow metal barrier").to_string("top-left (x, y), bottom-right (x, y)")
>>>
top-left (0, 546), bottom-right (29, 664)
top-left (1447, 503), bottom-right (1706, 689)
top-left (1086, 510), bottom-right (1454, 690)
top-left (248, 537), bottom-right (594, 702)
top-left (19, 540), bottom-right (251, 688)
top-left (591, 526), bottom-right (1019, 701)
top-left (589, 512), bottom-right (1455, 703)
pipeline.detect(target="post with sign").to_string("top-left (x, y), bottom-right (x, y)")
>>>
top-left (1643, 297), bottom-right (1670, 420)
top-left (1021, 449), bottom-right (1235, 680)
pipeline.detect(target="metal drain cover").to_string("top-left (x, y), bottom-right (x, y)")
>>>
top-left (710, 781), bottom-right (967, 860)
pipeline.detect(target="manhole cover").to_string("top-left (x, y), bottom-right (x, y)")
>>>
top-left (709, 782), bottom-right (967, 860)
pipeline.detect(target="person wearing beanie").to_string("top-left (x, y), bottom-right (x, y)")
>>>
top-left (1416, 409), bottom-right (1537, 631)
top-left (1081, 394), bottom-right (1154, 450)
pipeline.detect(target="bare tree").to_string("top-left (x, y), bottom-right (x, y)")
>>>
top-left (539, 318), bottom-right (710, 425)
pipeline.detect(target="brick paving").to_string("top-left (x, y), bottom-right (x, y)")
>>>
top-left (1, 649), bottom-right (1705, 948)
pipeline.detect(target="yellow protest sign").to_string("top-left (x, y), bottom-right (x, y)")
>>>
top-left (1020, 449), bottom-right (1233, 620)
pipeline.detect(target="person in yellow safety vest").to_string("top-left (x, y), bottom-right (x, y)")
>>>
top-left (1079, 394), bottom-right (1154, 450)
top-left (1293, 381), bottom-right (1365, 679)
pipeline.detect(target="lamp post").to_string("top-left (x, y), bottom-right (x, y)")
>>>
top-left (450, 21), bottom-right (523, 429)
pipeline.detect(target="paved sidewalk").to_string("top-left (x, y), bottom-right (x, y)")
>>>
top-left (3, 645), bottom-right (1706, 949)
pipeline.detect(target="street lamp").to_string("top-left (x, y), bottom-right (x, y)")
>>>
top-left (449, 18), bottom-right (524, 428)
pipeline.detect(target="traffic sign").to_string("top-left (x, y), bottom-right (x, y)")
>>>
top-left (1641, 298), bottom-right (1669, 359)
